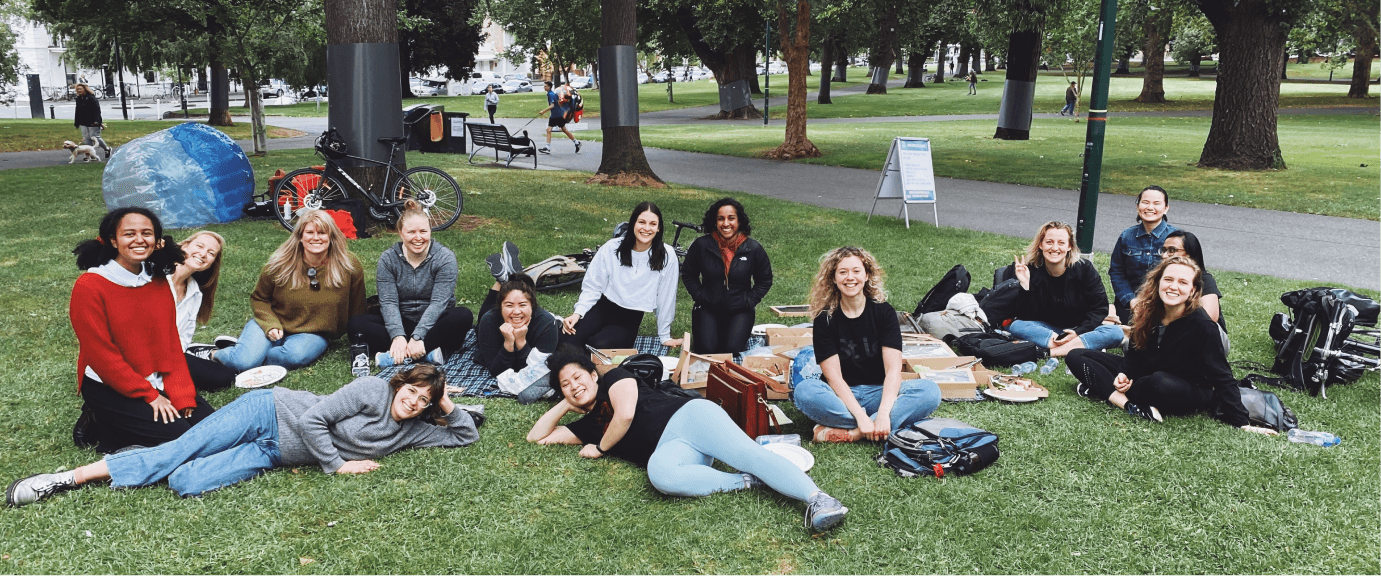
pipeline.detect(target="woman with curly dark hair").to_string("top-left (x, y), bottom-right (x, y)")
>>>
top-left (681, 198), bottom-right (773, 353)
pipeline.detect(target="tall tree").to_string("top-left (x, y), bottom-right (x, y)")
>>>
top-left (1134, 4), bottom-right (1172, 103)
top-left (644, 0), bottom-right (768, 118)
top-left (763, 0), bottom-right (819, 160)
top-left (993, 0), bottom-right (1055, 140)
top-left (591, 0), bottom-right (664, 186)
top-left (220, 0), bottom-right (321, 155)
top-left (1168, 13), bottom-right (1214, 77)
top-left (1195, 0), bottom-right (1314, 170)
top-left (489, 0), bottom-right (600, 84)
top-left (864, 0), bottom-right (900, 93)
top-left (324, 0), bottom-right (403, 193)
top-left (397, 0), bottom-right (485, 97)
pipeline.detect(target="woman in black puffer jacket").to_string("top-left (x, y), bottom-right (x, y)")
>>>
top-left (681, 198), bottom-right (773, 354)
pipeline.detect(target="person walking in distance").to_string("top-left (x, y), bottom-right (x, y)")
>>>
top-left (966, 70), bottom-right (977, 95)
top-left (484, 85), bottom-right (499, 124)
top-left (1061, 81), bottom-right (1079, 117)
top-left (73, 84), bottom-right (111, 160)
top-left (535, 80), bottom-right (580, 154)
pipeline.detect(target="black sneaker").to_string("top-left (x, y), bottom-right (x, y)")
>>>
top-left (501, 241), bottom-right (522, 279)
top-left (186, 345), bottom-right (217, 361)
top-left (1125, 402), bottom-right (1163, 422)
top-left (72, 405), bottom-right (98, 449)
top-left (804, 492), bottom-right (848, 531)
top-left (485, 252), bottom-right (507, 282)
top-left (1075, 382), bottom-right (1092, 399)
top-left (6, 472), bottom-right (76, 508)
top-left (538, 146), bottom-right (551, 154)
top-left (573, 140), bottom-right (582, 153)
top-left (214, 335), bottom-right (238, 349)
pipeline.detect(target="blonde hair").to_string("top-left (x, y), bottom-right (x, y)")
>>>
top-left (180, 230), bottom-right (227, 324)
top-left (396, 199), bottom-right (430, 232)
top-left (1023, 221), bottom-right (1081, 269)
top-left (1128, 256), bottom-right (1203, 350)
top-left (263, 210), bottom-right (358, 289)
top-left (808, 246), bottom-right (887, 319)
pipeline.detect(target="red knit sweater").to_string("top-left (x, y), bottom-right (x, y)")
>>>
top-left (69, 273), bottom-right (196, 409)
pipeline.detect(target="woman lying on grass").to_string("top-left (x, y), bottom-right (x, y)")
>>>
top-left (527, 351), bottom-right (849, 532)
top-left (7, 365), bottom-right (483, 507)
top-left (1065, 257), bottom-right (1276, 435)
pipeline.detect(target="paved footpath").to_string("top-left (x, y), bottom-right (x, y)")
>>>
top-left (2, 103), bottom-right (1375, 290)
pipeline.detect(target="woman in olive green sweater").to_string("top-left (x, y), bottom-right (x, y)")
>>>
top-left (197, 210), bottom-right (366, 371)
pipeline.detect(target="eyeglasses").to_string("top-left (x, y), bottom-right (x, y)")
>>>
top-left (1158, 246), bottom-right (1183, 257)
top-left (307, 267), bottom-right (319, 290)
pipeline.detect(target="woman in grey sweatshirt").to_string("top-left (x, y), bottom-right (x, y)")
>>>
top-left (5, 365), bottom-right (481, 506)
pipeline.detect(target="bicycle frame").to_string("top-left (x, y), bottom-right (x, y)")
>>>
top-left (320, 142), bottom-right (411, 210)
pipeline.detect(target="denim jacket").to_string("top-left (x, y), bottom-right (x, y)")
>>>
top-left (1108, 220), bottom-right (1177, 306)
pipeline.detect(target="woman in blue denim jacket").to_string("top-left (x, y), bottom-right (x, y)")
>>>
top-left (1108, 185), bottom-right (1177, 323)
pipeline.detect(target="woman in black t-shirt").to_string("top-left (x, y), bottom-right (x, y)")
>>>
top-left (792, 247), bottom-right (940, 444)
top-left (1066, 257), bottom-right (1276, 435)
top-left (526, 352), bottom-right (849, 532)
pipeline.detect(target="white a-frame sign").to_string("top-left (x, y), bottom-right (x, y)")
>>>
top-left (868, 137), bottom-right (938, 229)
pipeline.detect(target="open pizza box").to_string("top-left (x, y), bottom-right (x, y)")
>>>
top-left (903, 356), bottom-right (998, 400)
top-left (765, 327), bottom-right (813, 348)
top-left (667, 333), bottom-right (731, 389)
top-left (741, 355), bottom-right (792, 399)
top-left (588, 348), bottom-right (640, 375)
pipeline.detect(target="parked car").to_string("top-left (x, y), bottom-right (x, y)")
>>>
top-left (259, 79), bottom-right (289, 99)
top-left (503, 74), bottom-right (531, 83)
top-left (568, 75), bottom-right (593, 89)
top-left (637, 71), bottom-right (650, 84)
top-left (298, 84), bottom-right (328, 99)
top-left (470, 80), bottom-right (504, 95)
top-left (650, 71), bottom-right (671, 83)
top-left (501, 79), bottom-right (533, 93)
top-left (410, 79), bottom-right (438, 96)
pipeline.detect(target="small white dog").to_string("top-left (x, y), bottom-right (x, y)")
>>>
top-left (63, 140), bottom-right (102, 164)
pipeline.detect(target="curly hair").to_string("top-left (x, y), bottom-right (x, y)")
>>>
top-left (72, 207), bottom-right (183, 275)
top-left (1128, 256), bottom-right (1202, 350)
top-left (808, 246), bottom-right (887, 320)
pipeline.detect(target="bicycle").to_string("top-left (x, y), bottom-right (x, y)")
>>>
top-left (669, 220), bottom-right (702, 263)
top-left (271, 128), bottom-right (463, 232)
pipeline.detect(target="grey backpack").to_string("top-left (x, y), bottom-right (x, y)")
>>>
top-left (919, 310), bottom-right (986, 342)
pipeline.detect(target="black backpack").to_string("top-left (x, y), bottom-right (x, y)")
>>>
top-left (914, 265), bottom-right (971, 316)
top-left (951, 332), bottom-right (1045, 367)
top-left (1269, 287), bottom-right (1378, 397)
top-left (618, 354), bottom-right (702, 399)
top-left (876, 418), bottom-right (1000, 478)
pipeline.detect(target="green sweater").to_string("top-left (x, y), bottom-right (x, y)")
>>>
top-left (252, 254), bottom-right (366, 339)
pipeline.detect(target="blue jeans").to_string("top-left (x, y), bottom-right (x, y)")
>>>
top-left (1008, 320), bottom-right (1124, 351)
top-left (1061, 102), bottom-right (1075, 115)
top-left (217, 319), bottom-right (329, 371)
top-left (105, 389), bottom-right (282, 497)
top-left (793, 378), bottom-right (940, 433)
top-left (648, 399), bottom-right (819, 501)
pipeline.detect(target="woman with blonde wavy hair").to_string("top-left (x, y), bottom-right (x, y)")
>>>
top-left (197, 210), bottom-right (366, 372)
top-left (1065, 257), bottom-right (1274, 435)
top-left (997, 221), bottom-right (1123, 358)
top-left (168, 230), bottom-right (236, 391)
top-left (794, 247), bottom-right (940, 444)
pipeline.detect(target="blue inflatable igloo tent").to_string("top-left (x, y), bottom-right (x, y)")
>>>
top-left (101, 122), bottom-right (255, 228)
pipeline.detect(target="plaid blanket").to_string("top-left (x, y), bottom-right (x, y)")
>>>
top-left (376, 333), bottom-right (767, 398)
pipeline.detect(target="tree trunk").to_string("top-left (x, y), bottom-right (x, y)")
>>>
top-left (1349, 21), bottom-right (1377, 98)
top-left (972, 49), bottom-right (983, 74)
top-left (933, 42), bottom-right (945, 83)
top-left (956, 44), bottom-right (971, 77)
top-left (741, 50), bottom-right (762, 95)
top-left (866, 6), bottom-right (898, 94)
top-left (400, 43), bottom-right (415, 98)
top-left (1196, 0), bottom-right (1287, 170)
top-left (1188, 53), bottom-right (1202, 77)
top-left (903, 47), bottom-right (925, 87)
top-left (591, 0), bottom-right (663, 185)
top-left (833, 47), bottom-right (848, 81)
top-left (985, 52), bottom-right (996, 71)
top-left (1135, 9), bottom-right (1170, 103)
top-left (324, 0), bottom-right (402, 195)
top-left (1280, 46), bottom-right (1288, 79)
top-left (764, 0), bottom-right (820, 160)
top-left (1115, 45), bottom-right (1132, 74)
top-left (994, 28), bottom-right (1041, 140)
top-left (244, 69), bottom-right (267, 155)
top-left (208, 55), bottom-right (232, 126)
top-left (676, 6), bottom-right (761, 119)
top-left (895, 48), bottom-right (904, 74)
top-left (819, 34), bottom-right (835, 103)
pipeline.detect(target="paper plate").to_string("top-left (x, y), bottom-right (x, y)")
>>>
top-left (235, 365), bottom-right (287, 389)
top-left (658, 356), bottom-right (680, 381)
top-left (762, 442), bottom-right (815, 472)
top-left (751, 323), bottom-right (788, 336)
top-left (983, 386), bottom-right (1043, 403)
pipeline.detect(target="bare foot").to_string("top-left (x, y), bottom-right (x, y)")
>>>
top-left (813, 425), bottom-right (861, 443)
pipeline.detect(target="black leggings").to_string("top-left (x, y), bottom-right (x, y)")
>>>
top-left (347, 306), bottom-right (474, 358)
top-left (1066, 349), bottom-right (1213, 416)
top-left (80, 376), bottom-right (215, 454)
top-left (186, 352), bottom-right (236, 392)
top-left (558, 296), bottom-right (644, 350)
top-left (486, 104), bottom-right (497, 124)
top-left (690, 305), bottom-right (755, 354)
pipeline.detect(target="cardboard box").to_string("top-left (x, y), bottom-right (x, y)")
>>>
top-left (589, 348), bottom-right (639, 375)
top-left (769, 305), bottom-right (812, 317)
top-left (904, 359), bottom-right (982, 400)
top-left (765, 327), bottom-right (813, 348)
top-left (741, 355), bottom-right (791, 399)
top-left (904, 356), bottom-right (980, 372)
top-left (900, 339), bottom-right (958, 359)
top-left (672, 352), bottom-right (732, 389)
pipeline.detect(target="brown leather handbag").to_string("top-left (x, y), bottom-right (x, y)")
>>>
top-left (706, 360), bottom-right (782, 438)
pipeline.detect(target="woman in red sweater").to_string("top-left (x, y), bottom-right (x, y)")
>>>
top-left (70, 208), bottom-right (215, 453)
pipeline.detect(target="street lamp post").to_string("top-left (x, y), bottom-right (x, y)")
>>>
top-left (1074, 0), bottom-right (1120, 253)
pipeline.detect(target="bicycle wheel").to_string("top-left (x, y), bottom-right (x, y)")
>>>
top-left (394, 166), bottom-right (463, 231)
top-left (273, 167), bottom-right (347, 231)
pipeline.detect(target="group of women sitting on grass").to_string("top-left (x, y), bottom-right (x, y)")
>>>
top-left (6, 185), bottom-right (1273, 528)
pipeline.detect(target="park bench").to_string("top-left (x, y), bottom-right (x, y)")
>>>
top-left (465, 122), bottom-right (538, 169)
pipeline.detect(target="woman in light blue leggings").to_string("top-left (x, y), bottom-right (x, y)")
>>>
top-left (527, 352), bottom-right (849, 532)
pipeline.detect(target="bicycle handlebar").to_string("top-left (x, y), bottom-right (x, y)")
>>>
top-left (672, 220), bottom-right (702, 233)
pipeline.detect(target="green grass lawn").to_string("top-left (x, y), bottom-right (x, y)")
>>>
top-left (584, 114), bottom-right (1380, 220)
top-left (0, 119), bottom-right (303, 153)
top-left (767, 74), bottom-right (1378, 120)
top-left (0, 153), bottom-right (1375, 573)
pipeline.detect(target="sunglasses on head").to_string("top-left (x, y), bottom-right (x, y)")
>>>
top-left (307, 267), bottom-right (319, 290)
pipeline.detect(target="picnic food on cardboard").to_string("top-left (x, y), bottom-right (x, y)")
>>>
top-left (588, 348), bottom-right (639, 375)
top-left (742, 355), bottom-right (791, 400)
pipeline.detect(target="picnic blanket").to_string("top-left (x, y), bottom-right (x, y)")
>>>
top-left (377, 333), bottom-right (766, 398)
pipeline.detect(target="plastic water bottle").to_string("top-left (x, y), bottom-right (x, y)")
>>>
top-left (1040, 357), bottom-right (1060, 375)
top-left (1010, 361), bottom-right (1037, 376)
top-left (1287, 429), bottom-right (1341, 447)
